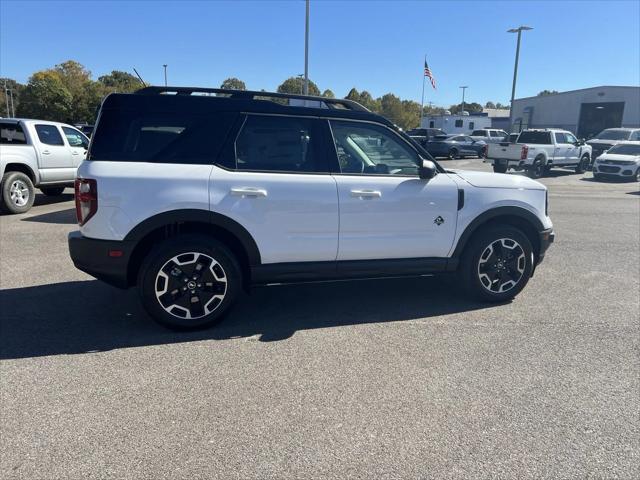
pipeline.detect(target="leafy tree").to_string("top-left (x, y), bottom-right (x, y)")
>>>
top-left (0, 78), bottom-right (24, 117)
top-left (537, 90), bottom-right (558, 96)
top-left (379, 93), bottom-right (404, 126)
top-left (449, 102), bottom-right (483, 114)
top-left (220, 77), bottom-right (246, 91)
top-left (345, 88), bottom-right (360, 102)
top-left (98, 71), bottom-right (141, 92)
top-left (17, 71), bottom-right (73, 121)
top-left (495, 102), bottom-right (508, 109)
top-left (484, 101), bottom-right (496, 109)
top-left (399, 100), bottom-right (422, 130)
top-left (277, 77), bottom-right (320, 96)
top-left (321, 89), bottom-right (335, 98)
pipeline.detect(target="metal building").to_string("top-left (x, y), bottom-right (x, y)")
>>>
top-left (510, 86), bottom-right (640, 138)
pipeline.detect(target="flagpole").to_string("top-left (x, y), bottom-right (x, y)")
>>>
top-left (420, 54), bottom-right (426, 127)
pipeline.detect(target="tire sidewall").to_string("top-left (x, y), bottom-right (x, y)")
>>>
top-left (461, 225), bottom-right (534, 303)
top-left (528, 157), bottom-right (545, 179)
top-left (138, 235), bottom-right (242, 330)
top-left (575, 155), bottom-right (589, 174)
top-left (1, 171), bottom-right (35, 214)
top-left (449, 148), bottom-right (458, 160)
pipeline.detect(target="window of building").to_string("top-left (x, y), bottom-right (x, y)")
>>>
top-left (455, 119), bottom-right (463, 128)
top-left (468, 122), bottom-right (474, 130)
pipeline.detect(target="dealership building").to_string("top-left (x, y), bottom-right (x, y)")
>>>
top-left (510, 86), bottom-right (640, 138)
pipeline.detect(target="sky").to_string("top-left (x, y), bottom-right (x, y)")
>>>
top-left (1, 0), bottom-right (639, 108)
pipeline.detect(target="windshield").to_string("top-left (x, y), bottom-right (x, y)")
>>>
top-left (606, 144), bottom-right (640, 156)
top-left (596, 129), bottom-right (630, 140)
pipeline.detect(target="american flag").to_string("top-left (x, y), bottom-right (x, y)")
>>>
top-left (424, 60), bottom-right (436, 90)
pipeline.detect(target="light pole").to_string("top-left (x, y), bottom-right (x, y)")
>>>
top-left (297, 74), bottom-right (304, 94)
top-left (508, 26), bottom-right (533, 131)
top-left (163, 64), bottom-right (168, 86)
top-left (459, 86), bottom-right (468, 115)
top-left (303, 0), bottom-right (309, 95)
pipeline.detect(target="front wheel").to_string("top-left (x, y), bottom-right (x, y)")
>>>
top-left (461, 225), bottom-right (534, 302)
top-left (0, 171), bottom-right (35, 214)
top-left (575, 155), bottom-right (590, 174)
top-left (138, 235), bottom-right (242, 330)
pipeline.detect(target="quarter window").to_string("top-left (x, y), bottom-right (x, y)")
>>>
top-left (329, 121), bottom-right (419, 175)
top-left (62, 127), bottom-right (89, 148)
top-left (235, 115), bottom-right (321, 173)
top-left (630, 131), bottom-right (640, 141)
top-left (35, 124), bottom-right (64, 146)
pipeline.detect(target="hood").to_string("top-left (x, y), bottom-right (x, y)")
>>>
top-left (450, 169), bottom-right (546, 191)
top-left (597, 153), bottom-right (640, 162)
top-left (587, 139), bottom-right (619, 146)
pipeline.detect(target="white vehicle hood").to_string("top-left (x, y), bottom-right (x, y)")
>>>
top-left (597, 153), bottom-right (640, 163)
top-left (450, 169), bottom-right (546, 191)
top-left (587, 139), bottom-right (619, 146)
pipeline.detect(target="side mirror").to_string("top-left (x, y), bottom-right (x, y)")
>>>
top-left (419, 158), bottom-right (437, 180)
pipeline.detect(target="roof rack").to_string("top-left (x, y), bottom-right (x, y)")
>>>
top-left (135, 86), bottom-right (369, 112)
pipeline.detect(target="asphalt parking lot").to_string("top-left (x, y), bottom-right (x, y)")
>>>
top-left (1, 161), bottom-right (638, 479)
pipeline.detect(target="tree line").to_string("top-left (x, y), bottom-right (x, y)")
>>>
top-left (2, 61), bottom-right (509, 130)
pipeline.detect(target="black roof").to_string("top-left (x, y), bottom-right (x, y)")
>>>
top-left (100, 86), bottom-right (393, 127)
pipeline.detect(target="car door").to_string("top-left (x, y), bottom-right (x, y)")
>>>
top-left (563, 132), bottom-right (581, 163)
top-left (552, 132), bottom-right (568, 164)
top-left (209, 114), bottom-right (339, 264)
top-left (32, 124), bottom-right (75, 182)
top-left (327, 119), bottom-right (459, 261)
top-left (61, 126), bottom-right (89, 168)
top-left (459, 136), bottom-right (478, 155)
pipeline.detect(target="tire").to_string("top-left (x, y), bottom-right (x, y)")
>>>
top-left (138, 234), bottom-right (242, 330)
top-left (0, 171), bottom-right (35, 214)
top-left (40, 186), bottom-right (66, 196)
top-left (575, 155), bottom-right (589, 174)
top-left (448, 148), bottom-right (459, 160)
top-left (528, 157), bottom-right (546, 179)
top-left (460, 225), bottom-right (534, 303)
top-left (593, 173), bottom-right (604, 181)
top-left (493, 164), bottom-right (508, 174)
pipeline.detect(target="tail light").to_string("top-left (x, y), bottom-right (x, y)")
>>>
top-left (520, 145), bottom-right (529, 160)
top-left (75, 178), bottom-right (98, 226)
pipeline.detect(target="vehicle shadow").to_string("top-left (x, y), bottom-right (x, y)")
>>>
top-left (0, 277), bottom-right (494, 360)
top-left (21, 208), bottom-right (76, 224)
top-left (32, 192), bottom-right (74, 207)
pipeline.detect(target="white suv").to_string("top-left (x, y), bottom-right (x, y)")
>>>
top-left (68, 87), bottom-right (554, 329)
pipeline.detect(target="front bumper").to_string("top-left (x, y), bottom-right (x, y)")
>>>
top-left (537, 228), bottom-right (555, 265)
top-left (68, 231), bottom-right (134, 288)
top-left (593, 164), bottom-right (638, 177)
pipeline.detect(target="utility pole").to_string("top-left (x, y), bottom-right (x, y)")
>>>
top-left (303, 0), bottom-right (309, 95)
top-left (3, 80), bottom-right (9, 117)
top-left (508, 26), bottom-right (533, 131)
top-left (459, 86), bottom-right (468, 115)
top-left (163, 64), bottom-right (168, 86)
top-left (297, 74), bottom-right (304, 94)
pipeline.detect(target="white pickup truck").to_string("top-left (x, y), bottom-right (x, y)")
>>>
top-left (0, 119), bottom-right (89, 213)
top-left (487, 129), bottom-right (592, 178)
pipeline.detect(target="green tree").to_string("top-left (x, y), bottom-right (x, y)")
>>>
top-left (379, 93), bottom-right (404, 126)
top-left (399, 100), bottom-right (422, 130)
top-left (98, 71), bottom-right (141, 93)
top-left (277, 77), bottom-right (320, 96)
top-left (321, 89), bottom-right (335, 98)
top-left (484, 101), bottom-right (496, 109)
top-left (0, 78), bottom-right (24, 117)
top-left (17, 71), bottom-right (73, 121)
top-left (537, 90), bottom-right (558, 96)
top-left (345, 88), bottom-right (360, 102)
top-left (220, 77), bottom-right (246, 91)
top-left (495, 102), bottom-right (508, 109)
top-left (449, 102), bottom-right (483, 114)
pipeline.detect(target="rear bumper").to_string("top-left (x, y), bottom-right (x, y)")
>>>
top-left (537, 228), bottom-right (555, 264)
top-left (68, 231), bottom-right (133, 288)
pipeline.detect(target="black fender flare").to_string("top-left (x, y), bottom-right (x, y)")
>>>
top-left (451, 206), bottom-right (544, 259)
top-left (124, 209), bottom-right (261, 265)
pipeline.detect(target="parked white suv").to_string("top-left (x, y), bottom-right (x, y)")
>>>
top-left (1, 119), bottom-right (89, 213)
top-left (68, 87), bottom-right (554, 329)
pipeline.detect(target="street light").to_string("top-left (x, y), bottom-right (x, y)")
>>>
top-left (508, 26), bottom-right (533, 131)
top-left (459, 86), bottom-right (468, 115)
top-left (297, 74), bottom-right (304, 94)
top-left (163, 64), bottom-right (168, 86)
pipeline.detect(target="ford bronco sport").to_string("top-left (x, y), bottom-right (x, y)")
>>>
top-left (68, 87), bottom-right (554, 329)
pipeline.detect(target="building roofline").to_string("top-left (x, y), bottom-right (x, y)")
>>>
top-left (514, 85), bottom-right (640, 102)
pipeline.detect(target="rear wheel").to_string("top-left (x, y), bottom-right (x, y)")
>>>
top-left (575, 155), bottom-right (589, 174)
top-left (40, 186), bottom-right (66, 196)
top-left (448, 148), bottom-right (459, 160)
top-left (461, 225), bottom-right (534, 302)
top-left (138, 235), bottom-right (242, 330)
top-left (528, 157), bottom-right (546, 179)
top-left (0, 171), bottom-right (35, 214)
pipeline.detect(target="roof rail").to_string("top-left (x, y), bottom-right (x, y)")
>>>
top-left (135, 86), bottom-right (369, 112)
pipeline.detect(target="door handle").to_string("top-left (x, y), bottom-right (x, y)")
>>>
top-left (41, 150), bottom-right (51, 155)
top-left (72, 150), bottom-right (80, 155)
top-left (230, 187), bottom-right (268, 197)
top-left (350, 189), bottom-right (382, 198)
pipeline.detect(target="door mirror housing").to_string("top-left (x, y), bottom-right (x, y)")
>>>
top-left (419, 158), bottom-right (437, 179)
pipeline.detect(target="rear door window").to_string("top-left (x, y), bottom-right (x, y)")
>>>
top-left (35, 124), bottom-right (64, 146)
top-left (90, 110), bottom-right (236, 164)
top-left (518, 131), bottom-right (552, 144)
top-left (0, 122), bottom-right (27, 144)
